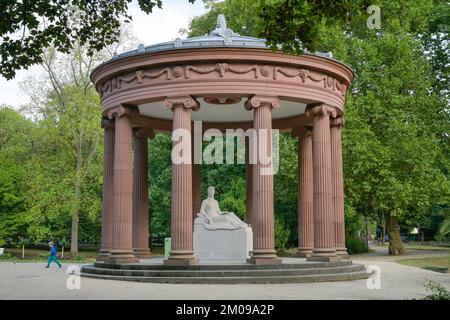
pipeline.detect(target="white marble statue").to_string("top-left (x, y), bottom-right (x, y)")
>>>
top-left (197, 186), bottom-right (247, 230)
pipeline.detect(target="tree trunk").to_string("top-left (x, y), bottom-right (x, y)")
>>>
top-left (22, 246), bottom-right (25, 258)
top-left (70, 173), bottom-right (81, 254)
top-left (381, 213), bottom-right (386, 246)
top-left (386, 214), bottom-right (405, 255)
top-left (70, 141), bottom-right (83, 255)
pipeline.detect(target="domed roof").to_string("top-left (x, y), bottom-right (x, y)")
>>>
top-left (112, 14), bottom-right (333, 60)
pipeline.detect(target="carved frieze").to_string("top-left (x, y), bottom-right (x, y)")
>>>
top-left (99, 63), bottom-right (348, 98)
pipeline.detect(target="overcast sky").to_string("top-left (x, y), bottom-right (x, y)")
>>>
top-left (0, 0), bottom-right (207, 108)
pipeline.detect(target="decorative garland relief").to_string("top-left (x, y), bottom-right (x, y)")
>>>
top-left (100, 63), bottom-right (347, 97)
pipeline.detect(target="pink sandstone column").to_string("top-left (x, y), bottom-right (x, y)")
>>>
top-left (293, 127), bottom-right (314, 257)
top-left (107, 106), bottom-right (139, 264)
top-left (331, 117), bottom-right (349, 257)
top-left (132, 128), bottom-right (154, 259)
top-left (306, 104), bottom-right (340, 263)
top-left (97, 119), bottom-right (115, 262)
top-left (164, 96), bottom-right (199, 265)
top-left (245, 140), bottom-right (253, 225)
top-left (245, 96), bottom-right (281, 265)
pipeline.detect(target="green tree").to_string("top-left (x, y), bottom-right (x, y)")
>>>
top-left (188, 0), bottom-right (450, 255)
top-left (0, 0), bottom-right (197, 79)
top-left (0, 106), bottom-right (34, 244)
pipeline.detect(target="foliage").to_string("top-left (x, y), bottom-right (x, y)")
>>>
top-left (0, 0), bottom-right (196, 79)
top-left (0, 253), bottom-right (14, 260)
top-left (424, 265), bottom-right (448, 273)
top-left (17, 237), bottom-right (30, 247)
top-left (438, 218), bottom-right (450, 240)
top-left (274, 216), bottom-right (290, 253)
top-left (422, 280), bottom-right (450, 300)
top-left (188, 0), bottom-right (450, 255)
top-left (345, 236), bottom-right (369, 254)
top-left (148, 133), bottom-right (173, 238)
top-left (1, 0), bottom-right (373, 79)
top-left (0, 106), bottom-right (32, 245)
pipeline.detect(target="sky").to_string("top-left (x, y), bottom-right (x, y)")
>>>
top-left (0, 0), bottom-right (207, 108)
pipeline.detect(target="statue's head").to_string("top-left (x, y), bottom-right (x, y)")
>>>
top-left (207, 186), bottom-right (215, 197)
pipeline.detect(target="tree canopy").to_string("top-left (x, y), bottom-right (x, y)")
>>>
top-left (2, 0), bottom-right (378, 79)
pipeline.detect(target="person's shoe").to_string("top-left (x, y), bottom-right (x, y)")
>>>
top-left (45, 266), bottom-right (49, 268)
top-left (58, 265), bottom-right (62, 268)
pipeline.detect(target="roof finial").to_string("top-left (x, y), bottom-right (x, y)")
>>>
top-left (217, 14), bottom-right (227, 32)
top-left (210, 14), bottom-right (238, 39)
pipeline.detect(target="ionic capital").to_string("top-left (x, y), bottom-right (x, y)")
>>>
top-left (164, 95), bottom-right (200, 111)
top-left (305, 104), bottom-right (340, 119)
top-left (107, 105), bottom-right (139, 120)
top-left (330, 116), bottom-right (345, 128)
top-left (134, 128), bottom-right (155, 139)
top-left (244, 95), bottom-right (280, 111)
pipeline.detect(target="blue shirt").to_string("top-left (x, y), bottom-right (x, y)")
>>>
top-left (50, 246), bottom-right (57, 257)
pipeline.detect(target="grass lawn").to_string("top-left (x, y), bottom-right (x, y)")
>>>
top-left (397, 255), bottom-right (450, 273)
top-left (403, 244), bottom-right (450, 251)
top-left (0, 246), bottom-right (164, 262)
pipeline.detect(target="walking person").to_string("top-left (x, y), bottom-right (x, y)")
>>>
top-left (45, 241), bottom-right (62, 268)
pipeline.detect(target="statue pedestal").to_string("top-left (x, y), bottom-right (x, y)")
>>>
top-left (193, 218), bottom-right (253, 263)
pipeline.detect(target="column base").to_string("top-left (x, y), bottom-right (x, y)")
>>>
top-left (164, 251), bottom-right (198, 266)
top-left (96, 249), bottom-right (111, 262)
top-left (295, 247), bottom-right (313, 258)
top-left (336, 248), bottom-right (350, 259)
top-left (133, 248), bottom-right (152, 259)
top-left (247, 250), bottom-right (282, 265)
top-left (307, 248), bottom-right (341, 263)
top-left (106, 250), bottom-right (139, 264)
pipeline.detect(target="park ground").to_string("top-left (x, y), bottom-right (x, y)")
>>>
top-left (0, 244), bottom-right (449, 300)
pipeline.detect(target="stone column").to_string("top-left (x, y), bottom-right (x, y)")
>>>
top-left (107, 106), bottom-right (139, 264)
top-left (331, 117), bottom-right (349, 257)
top-left (245, 140), bottom-right (253, 225)
top-left (164, 96), bottom-right (199, 265)
top-left (245, 96), bottom-right (281, 265)
top-left (306, 104), bottom-right (340, 262)
top-left (293, 127), bottom-right (314, 258)
top-left (132, 128), bottom-right (154, 259)
top-left (97, 119), bottom-right (115, 262)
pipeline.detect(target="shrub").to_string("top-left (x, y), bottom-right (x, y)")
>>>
top-left (424, 265), bottom-right (448, 273)
top-left (346, 236), bottom-right (369, 254)
top-left (0, 253), bottom-right (14, 260)
top-left (274, 217), bottom-right (290, 253)
top-left (38, 253), bottom-right (49, 260)
top-left (423, 280), bottom-right (450, 300)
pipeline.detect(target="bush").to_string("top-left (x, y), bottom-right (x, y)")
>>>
top-left (274, 217), bottom-right (290, 253)
top-left (423, 280), bottom-right (450, 300)
top-left (0, 252), bottom-right (14, 260)
top-left (38, 253), bottom-right (49, 260)
top-left (346, 236), bottom-right (369, 254)
top-left (425, 265), bottom-right (448, 273)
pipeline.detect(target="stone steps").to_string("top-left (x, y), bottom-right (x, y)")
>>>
top-left (81, 261), bottom-right (371, 284)
top-left (83, 264), bottom-right (364, 278)
top-left (81, 270), bottom-right (370, 284)
top-left (94, 259), bottom-right (352, 270)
